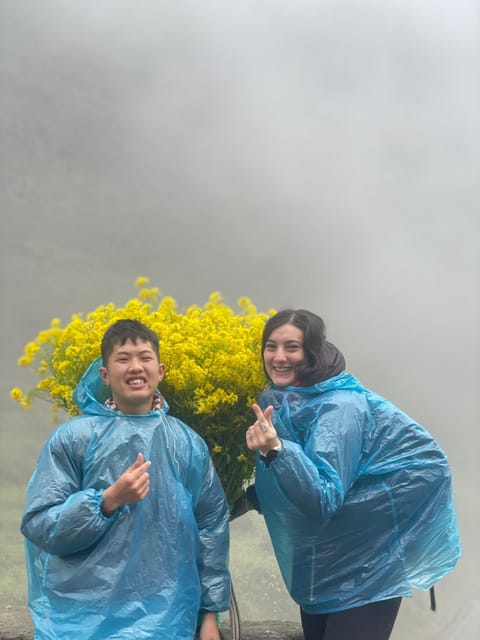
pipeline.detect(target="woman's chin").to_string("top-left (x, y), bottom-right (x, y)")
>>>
top-left (272, 376), bottom-right (295, 387)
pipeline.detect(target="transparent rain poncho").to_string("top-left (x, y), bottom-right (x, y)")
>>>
top-left (21, 358), bottom-right (230, 639)
top-left (255, 372), bottom-right (461, 614)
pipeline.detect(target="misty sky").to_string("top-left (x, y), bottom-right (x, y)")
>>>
top-left (1, 1), bottom-right (479, 636)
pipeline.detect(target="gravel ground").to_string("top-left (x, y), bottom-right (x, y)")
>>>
top-left (0, 607), bottom-right (303, 640)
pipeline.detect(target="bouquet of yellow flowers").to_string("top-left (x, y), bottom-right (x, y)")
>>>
top-left (11, 277), bottom-right (273, 504)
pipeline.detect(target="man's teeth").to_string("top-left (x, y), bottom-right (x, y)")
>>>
top-left (128, 379), bottom-right (145, 385)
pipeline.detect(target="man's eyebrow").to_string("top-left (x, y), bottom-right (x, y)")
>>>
top-left (114, 348), bottom-right (154, 356)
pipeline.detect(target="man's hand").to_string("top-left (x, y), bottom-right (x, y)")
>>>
top-left (101, 453), bottom-right (151, 516)
top-left (198, 611), bottom-right (221, 640)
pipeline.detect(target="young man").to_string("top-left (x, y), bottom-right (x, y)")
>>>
top-left (21, 319), bottom-right (230, 640)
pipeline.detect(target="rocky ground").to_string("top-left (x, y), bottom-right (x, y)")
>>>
top-left (0, 607), bottom-right (303, 639)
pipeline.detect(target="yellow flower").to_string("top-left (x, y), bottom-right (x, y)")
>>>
top-left (11, 278), bottom-right (275, 503)
top-left (135, 276), bottom-right (150, 288)
top-left (10, 387), bottom-right (23, 401)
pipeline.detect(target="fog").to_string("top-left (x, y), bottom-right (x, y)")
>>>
top-left (1, 1), bottom-right (479, 638)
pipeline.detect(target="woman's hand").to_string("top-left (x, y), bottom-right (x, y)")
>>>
top-left (246, 404), bottom-right (281, 454)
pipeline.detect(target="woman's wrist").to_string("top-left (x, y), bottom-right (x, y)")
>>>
top-left (260, 439), bottom-right (282, 457)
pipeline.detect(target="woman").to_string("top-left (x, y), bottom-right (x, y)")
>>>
top-left (241, 309), bottom-right (460, 640)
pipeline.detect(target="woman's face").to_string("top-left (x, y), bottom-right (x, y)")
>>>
top-left (263, 323), bottom-right (304, 386)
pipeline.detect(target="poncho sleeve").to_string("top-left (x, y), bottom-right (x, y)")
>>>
top-left (257, 391), bottom-right (365, 521)
top-left (21, 422), bottom-right (118, 556)
top-left (192, 450), bottom-right (231, 612)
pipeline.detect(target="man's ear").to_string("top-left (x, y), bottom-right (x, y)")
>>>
top-left (99, 366), bottom-right (110, 385)
top-left (158, 363), bottom-right (166, 382)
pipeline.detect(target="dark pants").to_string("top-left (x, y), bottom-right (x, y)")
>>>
top-left (300, 597), bottom-right (402, 640)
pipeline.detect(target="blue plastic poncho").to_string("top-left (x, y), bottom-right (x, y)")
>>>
top-left (21, 358), bottom-right (230, 640)
top-left (255, 372), bottom-right (461, 614)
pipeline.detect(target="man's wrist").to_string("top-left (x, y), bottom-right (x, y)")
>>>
top-left (101, 490), bottom-right (119, 517)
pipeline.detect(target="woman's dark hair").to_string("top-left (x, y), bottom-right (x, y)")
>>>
top-left (262, 309), bottom-right (341, 385)
top-left (101, 319), bottom-right (160, 364)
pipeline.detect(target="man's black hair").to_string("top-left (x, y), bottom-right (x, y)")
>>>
top-left (101, 319), bottom-right (160, 364)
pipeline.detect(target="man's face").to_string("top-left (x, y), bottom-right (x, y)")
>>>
top-left (100, 339), bottom-right (165, 414)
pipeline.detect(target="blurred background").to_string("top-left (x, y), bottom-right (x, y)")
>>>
top-left (1, 1), bottom-right (478, 638)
